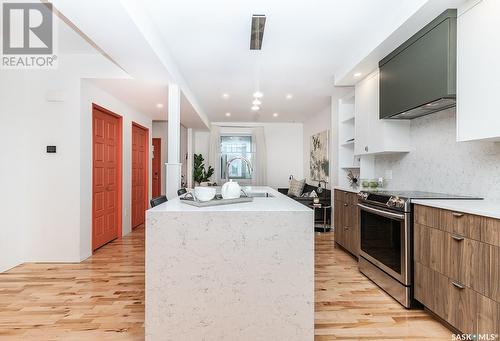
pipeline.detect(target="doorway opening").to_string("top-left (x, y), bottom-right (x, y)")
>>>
top-left (152, 138), bottom-right (162, 198)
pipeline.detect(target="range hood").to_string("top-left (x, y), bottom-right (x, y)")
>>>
top-left (379, 9), bottom-right (457, 119)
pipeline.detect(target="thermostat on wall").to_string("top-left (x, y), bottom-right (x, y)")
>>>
top-left (46, 146), bottom-right (57, 153)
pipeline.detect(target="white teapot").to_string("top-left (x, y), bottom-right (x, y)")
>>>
top-left (221, 180), bottom-right (241, 199)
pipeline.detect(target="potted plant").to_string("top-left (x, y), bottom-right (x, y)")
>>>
top-left (193, 154), bottom-right (214, 186)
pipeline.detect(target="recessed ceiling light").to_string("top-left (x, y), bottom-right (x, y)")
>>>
top-left (156, 103), bottom-right (164, 108)
top-left (252, 99), bottom-right (261, 105)
top-left (354, 72), bottom-right (362, 77)
top-left (225, 112), bottom-right (231, 117)
top-left (222, 93), bottom-right (229, 99)
top-left (253, 91), bottom-right (263, 98)
top-left (286, 94), bottom-right (293, 99)
top-left (251, 105), bottom-right (260, 111)
top-left (273, 112), bottom-right (279, 117)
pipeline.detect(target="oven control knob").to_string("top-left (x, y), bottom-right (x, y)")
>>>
top-left (358, 192), bottom-right (368, 200)
top-left (390, 196), bottom-right (405, 209)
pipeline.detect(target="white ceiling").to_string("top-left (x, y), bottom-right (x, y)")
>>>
top-left (54, 10), bottom-right (207, 129)
top-left (55, 0), bottom-right (466, 125)
top-left (141, 0), bottom-right (429, 122)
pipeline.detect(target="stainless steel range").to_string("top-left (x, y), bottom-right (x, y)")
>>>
top-left (356, 190), bottom-right (481, 308)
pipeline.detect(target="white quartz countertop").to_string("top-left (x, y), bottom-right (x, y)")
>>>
top-left (149, 186), bottom-right (312, 213)
top-left (334, 185), bottom-right (360, 194)
top-left (412, 199), bottom-right (500, 220)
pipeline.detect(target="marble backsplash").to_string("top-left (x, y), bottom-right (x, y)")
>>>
top-left (375, 108), bottom-right (500, 200)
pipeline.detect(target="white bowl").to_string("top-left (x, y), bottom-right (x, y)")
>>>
top-left (194, 187), bottom-right (216, 202)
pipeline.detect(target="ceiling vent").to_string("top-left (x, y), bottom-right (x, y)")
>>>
top-left (250, 15), bottom-right (266, 50)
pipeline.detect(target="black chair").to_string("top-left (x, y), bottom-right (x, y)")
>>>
top-left (150, 195), bottom-right (168, 207)
top-left (177, 188), bottom-right (187, 196)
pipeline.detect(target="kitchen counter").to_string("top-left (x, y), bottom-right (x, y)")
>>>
top-left (145, 186), bottom-right (314, 340)
top-left (149, 186), bottom-right (311, 213)
top-left (334, 185), bottom-right (361, 193)
top-left (412, 199), bottom-right (500, 219)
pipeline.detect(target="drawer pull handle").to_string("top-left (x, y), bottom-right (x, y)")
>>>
top-left (344, 226), bottom-right (349, 230)
top-left (452, 212), bottom-right (464, 218)
top-left (344, 203), bottom-right (348, 207)
top-left (451, 234), bottom-right (464, 241)
top-left (451, 281), bottom-right (465, 290)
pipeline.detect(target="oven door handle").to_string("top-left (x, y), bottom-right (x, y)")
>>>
top-left (357, 203), bottom-right (406, 220)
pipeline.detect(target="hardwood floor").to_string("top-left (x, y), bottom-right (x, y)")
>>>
top-left (0, 226), bottom-right (452, 340)
top-left (0, 226), bottom-right (144, 340)
top-left (315, 232), bottom-right (452, 340)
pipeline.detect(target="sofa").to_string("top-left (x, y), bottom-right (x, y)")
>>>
top-left (278, 183), bottom-right (331, 227)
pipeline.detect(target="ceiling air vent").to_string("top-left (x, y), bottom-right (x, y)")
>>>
top-left (250, 15), bottom-right (266, 50)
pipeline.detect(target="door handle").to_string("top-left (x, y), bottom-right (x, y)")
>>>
top-left (451, 234), bottom-right (464, 241)
top-left (357, 203), bottom-right (406, 220)
top-left (451, 281), bottom-right (465, 290)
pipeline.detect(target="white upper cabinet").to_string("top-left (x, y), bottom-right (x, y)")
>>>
top-left (354, 69), bottom-right (410, 156)
top-left (457, 0), bottom-right (500, 142)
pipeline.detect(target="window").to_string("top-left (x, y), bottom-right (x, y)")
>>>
top-left (220, 135), bottom-right (253, 180)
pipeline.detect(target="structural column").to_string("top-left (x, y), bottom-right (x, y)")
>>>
top-left (186, 128), bottom-right (193, 189)
top-left (165, 84), bottom-right (182, 199)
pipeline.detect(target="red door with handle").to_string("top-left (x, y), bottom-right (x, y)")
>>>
top-left (92, 104), bottom-right (122, 251)
top-left (132, 123), bottom-right (148, 229)
top-left (152, 138), bottom-right (161, 198)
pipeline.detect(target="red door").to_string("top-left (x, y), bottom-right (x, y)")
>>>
top-left (132, 123), bottom-right (148, 229)
top-left (152, 138), bottom-right (161, 198)
top-left (92, 104), bottom-right (122, 251)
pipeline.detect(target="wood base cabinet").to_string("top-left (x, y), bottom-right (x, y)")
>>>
top-left (414, 205), bottom-right (500, 336)
top-left (334, 190), bottom-right (359, 257)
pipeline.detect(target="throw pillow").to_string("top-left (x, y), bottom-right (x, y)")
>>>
top-left (288, 178), bottom-right (305, 197)
top-left (309, 190), bottom-right (318, 198)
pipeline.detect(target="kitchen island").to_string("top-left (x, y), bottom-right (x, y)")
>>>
top-left (145, 186), bottom-right (314, 341)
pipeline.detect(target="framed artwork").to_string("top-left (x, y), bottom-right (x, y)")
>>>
top-left (310, 130), bottom-right (329, 182)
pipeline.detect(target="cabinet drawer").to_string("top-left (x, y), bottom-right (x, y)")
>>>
top-left (414, 262), bottom-right (450, 319)
top-left (414, 205), bottom-right (500, 247)
top-left (477, 293), bottom-right (500, 336)
top-left (415, 262), bottom-right (477, 334)
top-left (414, 223), bottom-right (500, 303)
top-left (334, 190), bottom-right (358, 205)
top-left (334, 190), bottom-right (348, 203)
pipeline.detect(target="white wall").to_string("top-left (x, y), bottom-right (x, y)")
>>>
top-left (80, 80), bottom-right (152, 261)
top-left (180, 124), bottom-right (188, 186)
top-left (195, 123), bottom-right (303, 189)
top-left (194, 130), bottom-right (210, 159)
top-left (0, 53), bottom-right (152, 272)
top-left (0, 71), bottom-right (29, 272)
top-left (303, 106), bottom-right (332, 188)
top-left (374, 108), bottom-right (500, 200)
top-left (152, 121), bottom-right (188, 193)
top-left (152, 121), bottom-right (168, 195)
top-left (263, 123), bottom-right (304, 188)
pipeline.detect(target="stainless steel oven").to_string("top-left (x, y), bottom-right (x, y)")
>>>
top-left (358, 203), bottom-right (410, 285)
top-left (356, 190), bottom-right (482, 308)
top-left (358, 202), bottom-right (412, 307)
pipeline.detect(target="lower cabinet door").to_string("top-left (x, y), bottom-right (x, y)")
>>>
top-left (476, 293), bottom-right (500, 336)
top-left (347, 205), bottom-right (359, 256)
top-left (334, 200), bottom-right (345, 247)
top-left (415, 262), bottom-right (476, 333)
top-left (448, 279), bottom-right (477, 334)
